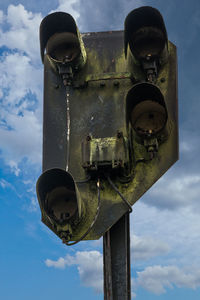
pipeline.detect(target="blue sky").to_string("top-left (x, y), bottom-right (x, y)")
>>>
top-left (0, 0), bottom-right (200, 299)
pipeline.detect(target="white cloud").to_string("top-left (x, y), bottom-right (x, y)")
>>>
top-left (0, 10), bottom-right (4, 23)
top-left (45, 250), bottom-right (103, 293)
top-left (45, 248), bottom-right (200, 297)
top-left (29, 197), bottom-right (38, 212)
top-left (0, 179), bottom-right (12, 189)
top-left (0, 88), bottom-right (3, 98)
top-left (134, 265), bottom-right (200, 295)
top-left (0, 52), bottom-right (42, 107)
top-left (7, 160), bottom-right (21, 176)
top-left (131, 201), bottom-right (200, 268)
top-left (180, 141), bottom-right (192, 153)
top-left (131, 235), bottom-right (170, 261)
top-left (44, 235), bottom-right (169, 295)
top-left (51, 0), bottom-right (80, 20)
top-left (0, 5), bottom-right (42, 62)
top-left (147, 173), bottom-right (200, 211)
top-left (0, 109), bottom-right (42, 166)
top-left (46, 257), bottom-right (67, 269)
top-left (0, 7), bottom-right (43, 170)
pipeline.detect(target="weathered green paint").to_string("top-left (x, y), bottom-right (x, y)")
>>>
top-left (38, 30), bottom-right (178, 241)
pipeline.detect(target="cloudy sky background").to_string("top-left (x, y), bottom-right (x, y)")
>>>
top-left (0, 0), bottom-right (200, 299)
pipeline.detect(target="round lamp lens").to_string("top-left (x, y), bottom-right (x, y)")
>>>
top-left (131, 100), bottom-right (167, 136)
top-left (46, 186), bottom-right (77, 223)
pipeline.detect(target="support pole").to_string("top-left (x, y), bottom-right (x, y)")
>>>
top-left (103, 213), bottom-right (131, 300)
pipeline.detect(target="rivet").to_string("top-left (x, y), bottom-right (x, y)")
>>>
top-left (117, 131), bottom-right (123, 138)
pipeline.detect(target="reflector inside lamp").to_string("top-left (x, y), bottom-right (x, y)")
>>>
top-left (46, 32), bottom-right (80, 63)
top-left (130, 26), bottom-right (166, 60)
top-left (46, 186), bottom-right (78, 224)
top-left (126, 82), bottom-right (168, 138)
top-left (131, 100), bottom-right (167, 136)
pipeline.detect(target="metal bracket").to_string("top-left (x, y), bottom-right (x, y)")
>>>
top-left (103, 213), bottom-right (131, 300)
top-left (142, 57), bottom-right (158, 83)
top-left (82, 134), bottom-right (129, 171)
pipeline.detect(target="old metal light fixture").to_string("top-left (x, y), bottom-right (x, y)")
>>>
top-left (126, 82), bottom-right (167, 138)
top-left (40, 12), bottom-right (86, 70)
top-left (125, 6), bottom-right (168, 82)
top-left (36, 168), bottom-right (82, 241)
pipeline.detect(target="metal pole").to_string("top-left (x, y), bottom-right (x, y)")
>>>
top-left (103, 212), bottom-right (131, 300)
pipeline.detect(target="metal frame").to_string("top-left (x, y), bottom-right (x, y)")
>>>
top-left (103, 213), bottom-right (131, 299)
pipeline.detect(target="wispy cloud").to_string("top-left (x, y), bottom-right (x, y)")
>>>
top-left (0, 178), bottom-right (12, 188)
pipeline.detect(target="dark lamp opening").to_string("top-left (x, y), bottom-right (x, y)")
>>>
top-left (46, 32), bottom-right (80, 63)
top-left (126, 83), bottom-right (168, 138)
top-left (46, 186), bottom-right (78, 224)
top-left (40, 12), bottom-right (78, 62)
top-left (36, 168), bottom-right (81, 226)
top-left (130, 26), bottom-right (166, 60)
top-left (124, 6), bottom-right (168, 58)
